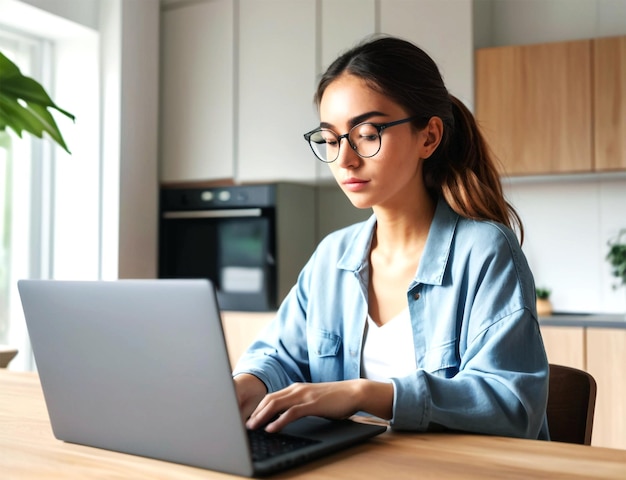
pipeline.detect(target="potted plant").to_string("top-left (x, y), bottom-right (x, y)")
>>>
top-left (535, 287), bottom-right (552, 317)
top-left (606, 229), bottom-right (626, 301)
top-left (0, 51), bottom-right (74, 152)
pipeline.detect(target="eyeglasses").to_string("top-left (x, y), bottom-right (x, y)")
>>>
top-left (303, 115), bottom-right (422, 163)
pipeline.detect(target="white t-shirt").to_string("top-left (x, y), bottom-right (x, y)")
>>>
top-left (361, 307), bottom-right (417, 382)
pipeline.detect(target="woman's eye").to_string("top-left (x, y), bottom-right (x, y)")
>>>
top-left (353, 124), bottom-right (379, 142)
top-left (320, 134), bottom-right (338, 146)
top-left (355, 132), bottom-right (378, 143)
top-left (360, 134), bottom-right (378, 141)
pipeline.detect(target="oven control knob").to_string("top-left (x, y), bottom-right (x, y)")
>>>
top-left (201, 191), bottom-right (214, 202)
top-left (218, 190), bottom-right (231, 202)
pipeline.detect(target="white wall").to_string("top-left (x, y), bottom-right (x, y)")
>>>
top-left (99, 0), bottom-right (159, 280)
top-left (110, 0), bottom-right (160, 279)
top-left (480, 0), bottom-right (626, 313)
top-left (505, 176), bottom-right (626, 314)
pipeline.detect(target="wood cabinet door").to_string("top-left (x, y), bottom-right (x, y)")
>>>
top-left (594, 36), bottom-right (626, 171)
top-left (539, 325), bottom-right (585, 370)
top-left (221, 312), bottom-right (274, 368)
top-left (475, 40), bottom-right (593, 176)
top-left (586, 328), bottom-right (626, 449)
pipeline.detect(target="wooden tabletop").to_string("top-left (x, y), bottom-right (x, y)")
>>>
top-left (1, 370), bottom-right (625, 479)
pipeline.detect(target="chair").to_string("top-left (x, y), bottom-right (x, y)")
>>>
top-left (0, 345), bottom-right (18, 368)
top-left (546, 364), bottom-right (597, 445)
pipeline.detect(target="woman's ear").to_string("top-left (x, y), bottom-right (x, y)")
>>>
top-left (420, 116), bottom-right (443, 159)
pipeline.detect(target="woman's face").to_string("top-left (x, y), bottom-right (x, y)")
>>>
top-left (319, 74), bottom-right (435, 211)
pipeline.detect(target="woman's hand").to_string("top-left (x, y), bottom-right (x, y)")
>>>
top-left (245, 379), bottom-right (394, 433)
top-left (233, 373), bottom-right (268, 422)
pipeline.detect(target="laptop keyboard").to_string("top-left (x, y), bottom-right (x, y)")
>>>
top-left (247, 429), bottom-right (321, 462)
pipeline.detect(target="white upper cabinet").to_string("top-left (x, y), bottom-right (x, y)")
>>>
top-left (316, 0), bottom-right (376, 182)
top-left (160, 0), bottom-right (235, 184)
top-left (320, 0), bottom-right (376, 68)
top-left (158, 0), bottom-right (475, 184)
top-left (379, 0), bottom-right (474, 110)
top-left (237, 0), bottom-right (318, 183)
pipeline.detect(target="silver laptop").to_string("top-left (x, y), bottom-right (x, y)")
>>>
top-left (17, 279), bottom-right (386, 477)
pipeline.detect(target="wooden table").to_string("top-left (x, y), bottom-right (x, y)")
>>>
top-left (1, 370), bottom-right (625, 479)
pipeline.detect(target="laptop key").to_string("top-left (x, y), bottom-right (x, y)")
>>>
top-left (247, 429), bottom-right (321, 462)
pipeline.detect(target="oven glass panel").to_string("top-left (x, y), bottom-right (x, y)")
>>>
top-left (159, 214), bottom-right (275, 310)
top-left (219, 219), bottom-right (268, 294)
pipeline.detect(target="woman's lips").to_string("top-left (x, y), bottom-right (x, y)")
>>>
top-left (342, 178), bottom-right (369, 192)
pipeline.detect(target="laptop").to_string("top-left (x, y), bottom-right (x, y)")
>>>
top-left (17, 279), bottom-right (387, 477)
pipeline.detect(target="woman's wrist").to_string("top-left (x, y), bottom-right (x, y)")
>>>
top-left (234, 373), bottom-right (267, 419)
top-left (354, 378), bottom-right (394, 420)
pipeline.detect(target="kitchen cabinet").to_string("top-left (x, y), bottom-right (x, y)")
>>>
top-left (159, 1), bottom-right (476, 184)
top-left (594, 36), bottom-right (626, 171)
top-left (316, 0), bottom-right (376, 182)
top-left (539, 319), bottom-right (626, 449)
top-left (539, 325), bottom-right (585, 370)
top-left (380, 0), bottom-right (474, 108)
top-left (475, 39), bottom-right (593, 176)
top-left (221, 311), bottom-right (274, 368)
top-left (159, 0), bottom-right (235, 184)
top-left (476, 36), bottom-right (626, 177)
top-left (586, 328), bottom-right (626, 449)
top-left (320, 0), bottom-right (375, 69)
top-left (237, 0), bottom-right (318, 183)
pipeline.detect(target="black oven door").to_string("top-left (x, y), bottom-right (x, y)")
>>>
top-left (159, 208), bottom-right (276, 311)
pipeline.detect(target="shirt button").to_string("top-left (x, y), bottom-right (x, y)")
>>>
top-left (413, 292), bottom-right (421, 300)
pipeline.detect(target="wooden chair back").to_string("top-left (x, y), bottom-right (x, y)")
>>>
top-left (547, 363), bottom-right (597, 445)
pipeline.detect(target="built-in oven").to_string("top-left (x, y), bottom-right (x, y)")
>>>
top-left (158, 183), bottom-right (316, 311)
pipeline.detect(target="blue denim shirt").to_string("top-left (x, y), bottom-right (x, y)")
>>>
top-left (234, 198), bottom-right (550, 440)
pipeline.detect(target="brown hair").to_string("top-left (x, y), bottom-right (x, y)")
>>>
top-left (315, 35), bottom-right (523, 242)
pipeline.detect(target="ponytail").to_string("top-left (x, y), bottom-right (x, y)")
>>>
top-left (423, 95), bottom-right (524, 243)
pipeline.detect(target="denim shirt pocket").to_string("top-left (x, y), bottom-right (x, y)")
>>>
top-left (423, 339), bottom-right (460, 378)
top-left (311, 329), bottom-right (342, 357)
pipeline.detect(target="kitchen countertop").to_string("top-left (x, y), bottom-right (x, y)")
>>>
top-left (538, 313), bottom-right (626, 329)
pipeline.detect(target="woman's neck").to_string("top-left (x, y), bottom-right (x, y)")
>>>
top-left (371, 192), bottom-right (436, 260)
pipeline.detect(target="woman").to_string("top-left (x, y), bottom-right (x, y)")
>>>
top-left (233, 36), bottom-right (549, 440)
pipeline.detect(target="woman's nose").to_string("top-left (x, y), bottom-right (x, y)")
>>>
top-left (335, 138), bottom-right (361, 169)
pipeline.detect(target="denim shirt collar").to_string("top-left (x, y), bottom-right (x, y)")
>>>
top-left (336, 197), bottom-right (459, 288)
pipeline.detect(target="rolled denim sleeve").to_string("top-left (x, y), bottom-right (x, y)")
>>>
top-left (391, 307), bottom-right (549, 439)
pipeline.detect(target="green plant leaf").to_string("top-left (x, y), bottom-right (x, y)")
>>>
top-left (535, 287), bottom-right (551, 299)
top-left (0, 51), bottom-right (75, 153)
top-left (606, 229), bottom-right (626, 287)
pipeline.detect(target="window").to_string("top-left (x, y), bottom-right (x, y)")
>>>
top-left (0, 20), bottom-right (100, 371)
top-left (0, 28), bottom-right (45, 370)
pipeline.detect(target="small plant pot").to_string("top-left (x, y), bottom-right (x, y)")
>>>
top-left (536, 298), bottom-right (553, 317)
